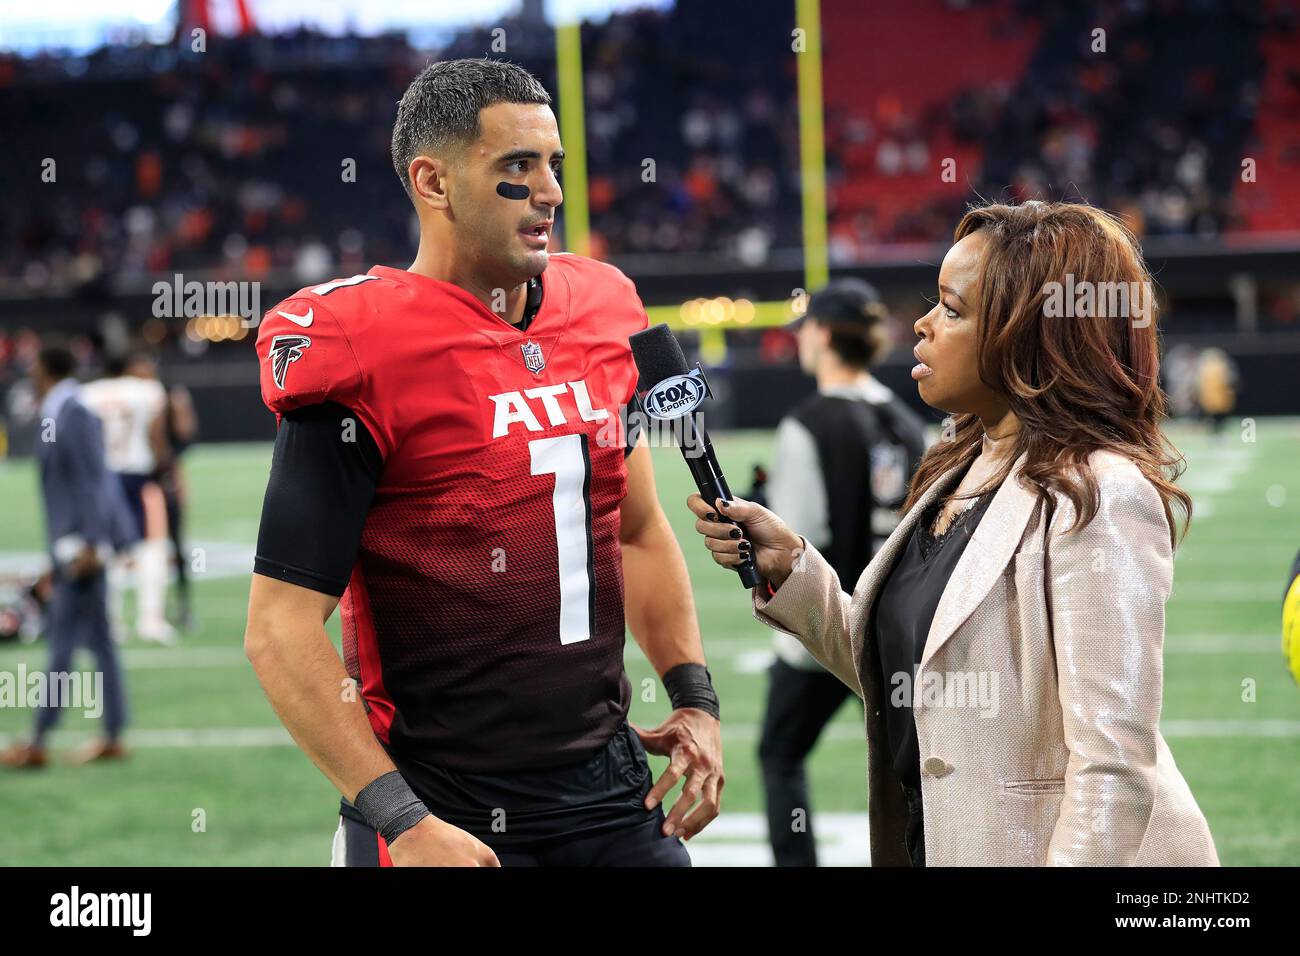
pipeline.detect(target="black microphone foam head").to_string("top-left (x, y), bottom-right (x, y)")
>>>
top-left (629, 324), bottom-right (690, 392)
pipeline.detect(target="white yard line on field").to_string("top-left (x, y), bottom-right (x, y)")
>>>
top-left (1170, 582), bottom-right (1295, 601)
top-left (5, 719), bottom-right (1296, 754)
top-left (0, 647), bottom-right (250, 668)
top-left (0, 541), bottom-right (256, 581)
top-left (683, 813), bottom-right (871, 867)
top-left (1176, 441), bottom-right (1260, 522)
top-left (0, 633), bottom-right (1280, 674)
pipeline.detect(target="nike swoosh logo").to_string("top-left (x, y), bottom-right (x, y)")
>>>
top-left (276, 308), bottom-right (313, 327)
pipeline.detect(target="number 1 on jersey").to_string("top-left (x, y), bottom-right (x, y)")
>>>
top-left (529, 434), bottom-right (595, 645)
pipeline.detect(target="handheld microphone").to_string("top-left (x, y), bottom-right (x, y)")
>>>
top-left (629, 324), bottom-right (764, 589)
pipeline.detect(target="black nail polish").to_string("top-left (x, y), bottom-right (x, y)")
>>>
top-left (729, 528), bottom-right (742, 539)
top-left (738, 540), bottom-right (751, 552)
top-left (706, 512), bottom-right (717, 521)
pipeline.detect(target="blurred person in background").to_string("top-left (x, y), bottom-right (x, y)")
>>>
top-left (1196, 347), bottom-right (1238, 436)
top-left (156, 377), bottom-right (199, 631)
top-left (0, 345), bottom-right (130, 768)
top-left (81, 350), bottom-right (174, 644)
top-left (1162, 344), bottom-right (1200, 421)
top-left (687, 201), bottom-right (1219, 866)
top-left (1284, 548), bottom-right (1300, 686)
top-left (759, 279), bottom-right (926, 866)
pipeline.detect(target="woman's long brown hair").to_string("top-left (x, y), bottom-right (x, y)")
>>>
top-left (901, 201), bottom-right (1192, 546)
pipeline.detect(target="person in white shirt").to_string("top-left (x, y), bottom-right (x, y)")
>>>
top-left (80, 351), bottom-right (175, 644)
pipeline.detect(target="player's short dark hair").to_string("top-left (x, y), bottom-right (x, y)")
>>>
top-left (391, 58), bottom-right (552, 196)
top-left (37, 344), bottom-right (76, 381)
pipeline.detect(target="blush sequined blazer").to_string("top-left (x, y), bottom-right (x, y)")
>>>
top-left (752, 449), bottom-right (1220, 866)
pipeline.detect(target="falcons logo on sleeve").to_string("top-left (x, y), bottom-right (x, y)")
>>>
top-left (269, 334), bottom-right (311, 389)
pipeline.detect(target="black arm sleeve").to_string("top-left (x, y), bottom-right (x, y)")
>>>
top-left (253, 402), bottom-right (384, 597)
top-left (622, 396), bottom-right (641, 458)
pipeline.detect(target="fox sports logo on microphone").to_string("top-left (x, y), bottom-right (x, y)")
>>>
top-left (643, 368), bottom-right (708, 420)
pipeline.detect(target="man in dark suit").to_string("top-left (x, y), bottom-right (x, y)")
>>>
top-left (0, 346), bottom-right (130, 768)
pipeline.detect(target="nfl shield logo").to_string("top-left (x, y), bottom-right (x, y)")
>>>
top-left (521, 340), bottom-right (545, 373)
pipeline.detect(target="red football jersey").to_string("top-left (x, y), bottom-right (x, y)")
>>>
top-left (255, 255), bottom-right (648, 772)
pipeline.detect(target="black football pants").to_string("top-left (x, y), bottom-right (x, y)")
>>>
top-left (332, 721), bottom-right (691, 867)
top-left (758, 657), bottom-right (857, 867)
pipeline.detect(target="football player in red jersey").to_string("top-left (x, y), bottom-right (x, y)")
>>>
top-left (244, 60), bottom-right (723, 866)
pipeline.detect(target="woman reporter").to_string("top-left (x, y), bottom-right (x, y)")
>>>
top-left (688, 201), bottom-right (1219, 866)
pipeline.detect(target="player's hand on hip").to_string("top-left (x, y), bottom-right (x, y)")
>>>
top-left (386, 816), bottom-right (501, 867)
top-left (686, 493), bottom-right (803, 589)
top-left (633, 709), bottom-right (724, 841)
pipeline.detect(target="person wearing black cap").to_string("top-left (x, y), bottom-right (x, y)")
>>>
top-left (758, 278), bottom-right (927, 866)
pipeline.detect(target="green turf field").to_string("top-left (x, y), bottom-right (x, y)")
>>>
top-left (1, 419), bottom-right (1298, 865)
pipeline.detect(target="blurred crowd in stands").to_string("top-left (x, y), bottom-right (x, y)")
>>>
top-left (0, 0), bottom-right (1292, 296)
top-left (980, 0), bottom-right (1265, 238)
top-left (2, 31), bottom-right (424, 294)
top-left (823, 0), bottom-right (1275, 255)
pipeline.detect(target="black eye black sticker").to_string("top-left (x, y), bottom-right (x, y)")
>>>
top-left (497, 181), bottom-right (531, 200)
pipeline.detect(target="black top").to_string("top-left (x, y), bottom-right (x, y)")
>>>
top-left (515, 274), bottom-right (543, 332)
top-left (871, 474), bottom-right (999, 791)
top-left (789, 390), bottom-right (927, 588)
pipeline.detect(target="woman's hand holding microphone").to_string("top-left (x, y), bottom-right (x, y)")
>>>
top-left (685, 494), bottom-right (805, 591)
